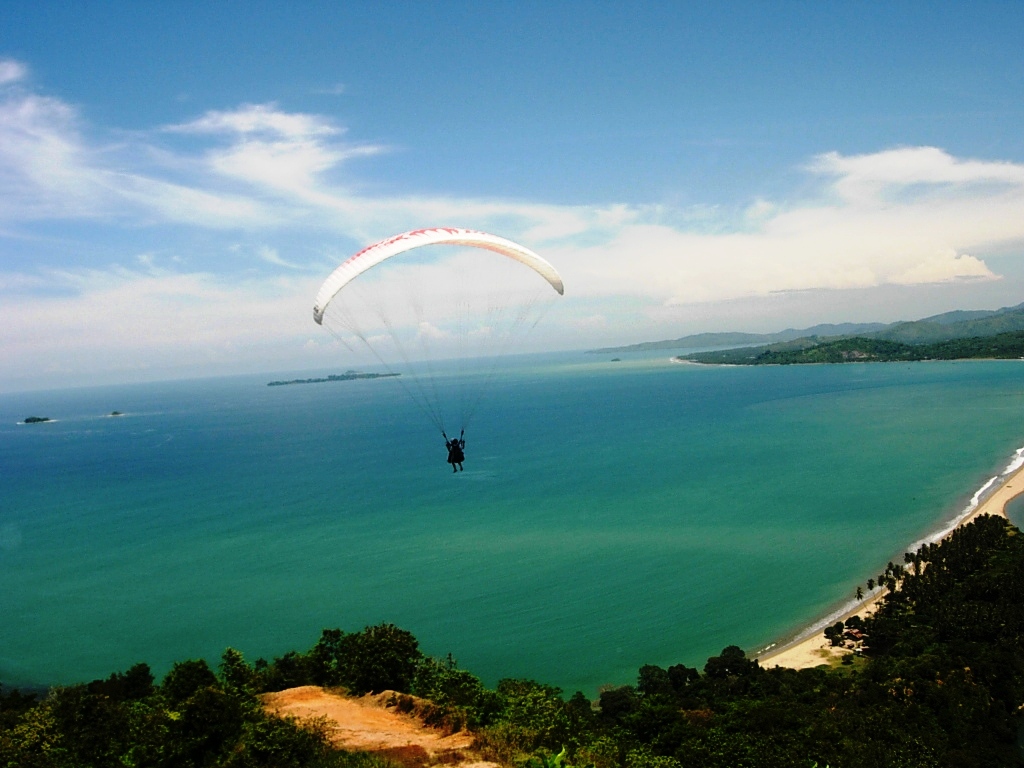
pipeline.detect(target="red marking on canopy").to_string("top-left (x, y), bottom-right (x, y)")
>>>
top-left (345, 228), bottom-right (495, 266)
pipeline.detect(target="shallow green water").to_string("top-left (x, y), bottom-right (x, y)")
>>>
top-left (2, 355), bottom-right (1023, 694)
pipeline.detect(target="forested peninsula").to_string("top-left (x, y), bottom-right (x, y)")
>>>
top-left (596, 300), bottom-right (1024, 355)
top-left (3, 514), bottom-right (1023, 767)
top-left (679, 330), bottom-right (1024, 365)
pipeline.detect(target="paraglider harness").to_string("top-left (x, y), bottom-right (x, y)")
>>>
top-left (443, 430), bottom-right (466, 472)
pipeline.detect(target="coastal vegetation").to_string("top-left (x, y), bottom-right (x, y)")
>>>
top-left (2, 515), bottom-right (1023, 767)
top-left (679, 330), bottom-right (1024, 366)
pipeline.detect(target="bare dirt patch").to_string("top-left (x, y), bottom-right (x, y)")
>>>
top-left (261, 686), bottom-right (501, 767)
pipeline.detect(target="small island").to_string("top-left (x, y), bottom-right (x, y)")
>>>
top-left (23, 416), bottom-right (52, 424)
top-left (267, 371), bottom-right (400, 387)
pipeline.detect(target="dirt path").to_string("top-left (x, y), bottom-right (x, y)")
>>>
top-left (262, 686), bottom-right (500, 767)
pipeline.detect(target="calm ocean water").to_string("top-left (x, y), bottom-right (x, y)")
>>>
top-left (3, 353), bottom-right (1024, 695)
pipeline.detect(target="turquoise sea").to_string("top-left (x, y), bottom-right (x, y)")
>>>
top-left (3, 353), bottom-right (1024, 695)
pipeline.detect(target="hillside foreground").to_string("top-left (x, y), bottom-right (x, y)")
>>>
top-left (262, 686), bottom-right (499, 768)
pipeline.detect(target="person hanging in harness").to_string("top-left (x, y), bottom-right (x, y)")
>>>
top-left (443, 430), bottom-right (465, 473)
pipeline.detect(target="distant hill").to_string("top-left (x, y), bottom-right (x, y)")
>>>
top-left (918, 308), bottom-right (1000, 326)
top-left (591, 302), bottom-right (1024, 354)
top-left (872, 303), bottom-right (1024, 343)
top-left (590, 323), bottom-right (887, 353)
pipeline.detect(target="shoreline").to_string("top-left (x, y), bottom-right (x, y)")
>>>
top-left (756, 448), bottom-right (1024, 669)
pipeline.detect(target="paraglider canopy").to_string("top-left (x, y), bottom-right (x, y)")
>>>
top-left (313, 228), bottom-right (563, 325)
top-left (312, 228), bottom-right (563, 435)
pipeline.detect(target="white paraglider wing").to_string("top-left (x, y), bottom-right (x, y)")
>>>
top-left (311, 228), bottom-right (564, 435)
top-left (313, 228), bottom-right (563, 324)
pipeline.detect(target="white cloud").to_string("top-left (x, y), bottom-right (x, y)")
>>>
top-left (259, 246), bottom-right (301, 269)
top-left (570, 314), bottom-right (610, 332)
top-left (168, 103), bottom-right (339, 138)
top-left (416, 321), bottom-right (449, 341)
top-left (0, 59), bottom-right (27, 85)
top-left (0, 91), bottom-right (103, 218)
top-left (113, 172), bottom-right (277, 227)
top-left (745, 198), bottom-right (775, 221)
top-left (169, 103), bottom-right (374, 188)
top-left (813, 146), bottom-right (1024, 189)
top-left (0, 266), bottom-right (322, 383)
top-left (4, 62), bottom-right (1024, 388)
top-left (810, 146), bottom-right (1024, 207)
top-left (540, 146), bottom-right (1022, 306)
top-left (208, 137), bottom-right (349, 191)
top-left (0, 87), bottom-right (280, 227)
top-left (887, 251), bottom-right (993, 285)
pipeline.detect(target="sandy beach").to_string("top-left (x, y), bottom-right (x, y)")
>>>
top-left (757, 460), bottom-right (1024, 669)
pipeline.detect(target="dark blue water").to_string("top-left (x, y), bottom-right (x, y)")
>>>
top-left (3, 354), bottom-right (1023, 694)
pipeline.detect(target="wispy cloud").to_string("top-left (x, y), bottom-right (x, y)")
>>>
top-left (0, 88), bottom-right (278, 227)
top-left (167, 102), bottom-right (340, 138)
top-left (1, 266), bottom-right (321, 378)
top-left (312, 83), bottom-right (346, 96)
top-left (544, 146), bottom-right (1020, 305)
top-left (3, 56), bottom-right (1024, 387)
top-left (168, 102), bottom-right (383, 193)
top-left (0, 58), bottom-right (27, 85)
top-left (0, 91), bottom-right (104, 219)
top-left (259, 245), bottom-right (302, 269)
top-left (811, 146), bottom-right (1024, 203)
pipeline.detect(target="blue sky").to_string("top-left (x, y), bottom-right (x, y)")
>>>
top-left (3, 2), bottom-right (1024, 390)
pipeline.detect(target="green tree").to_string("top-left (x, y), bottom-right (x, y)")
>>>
top-left (487, 678), bottom-right (573, 754)
top-left (596, 685), bottom-right (637, 725)
top-left (823, 621), bottom-right (846, 647)
top-left (308, 628), bottom-right (347, 687)
top-left (636, 665), bottom-right (673, 698)
top-left (411, 654), bottom-right (494, 727)
top-left (703, 646), bottom-right (757, 679)
top-left (166, 684), bottom-right (246, 766)
top-left (220, 647), bottom-right (257, 696)
top-left (260, 650), bottom-right (315, 692)
top-left (162, 658), bottom-right (218, 706)
top-left (86, 662), bottom-right (154, 702)
top-left (0, 703), bottom-right (62, 768)
top-left (346, 623), bottom-right (421, 694)
top-left (43, 683), bottom-right (137, 766)
top-left (224, 711), bottom-right (335, 768)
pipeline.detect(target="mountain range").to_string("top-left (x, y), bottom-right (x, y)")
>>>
top-left (591, 302), bottom-right (1024, 353)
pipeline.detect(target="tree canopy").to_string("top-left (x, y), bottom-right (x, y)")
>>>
top-left (3, 516), bottom-right (1023, 767)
